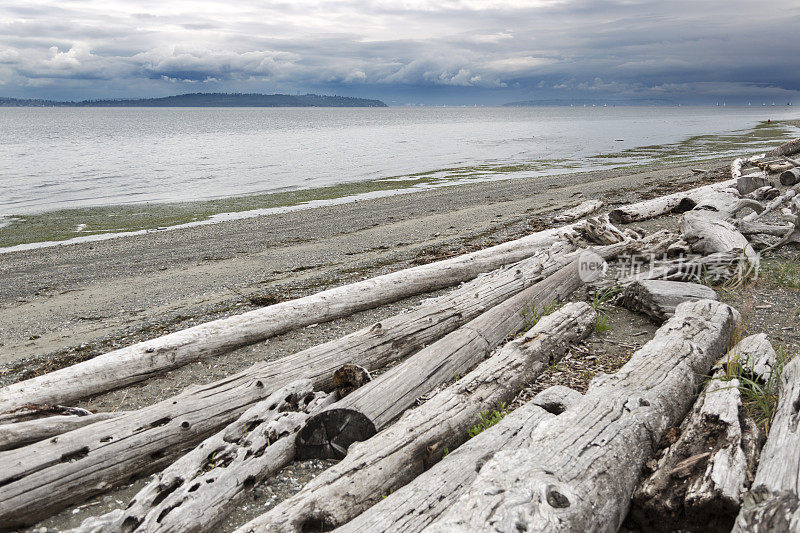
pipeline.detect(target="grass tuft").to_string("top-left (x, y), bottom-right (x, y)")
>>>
top-left (468, 402), bottom-right (508, 438)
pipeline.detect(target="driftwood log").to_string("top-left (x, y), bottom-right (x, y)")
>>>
top-left (335, 387), bottom-right (583, 533)
top-left (762, 137), bottom-right (800, 159)
top-left (743, 187), bottom-right (796, 222)
top-left (552, 199), bottom-right (603, 223)
top-left (609, 179), bottom-right (737, 224)
top-left (0, 411), bottom-right (125, 451)
top-left (746, 186), bottom-right (780, 202)
top-left (0, 223), bottom-right (581, 414)
top-left (780, 168), bottom-right (800, 186)
top-left (426, 299), bottom-right (739, 532)
top-left (622, 280), bottom-right (718, 323)
top-left (0, 380), bottom-right (315, 530)
top-left (679, 212), bottom-right (758, 265)
top-left (234, 302), bottom-right (597, 532)
top-left (630, 334), bottom-right (775, 532)
top-left (0, 242), bottom-right (582, 526)
top-left (732, 356), bottom-right (800, 532)
top-left (296, 258), bottom-right (589, 459)
top-left (73, 381), bottom-right (335, 533)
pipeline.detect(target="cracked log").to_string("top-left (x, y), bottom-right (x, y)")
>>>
top-left (780, 168), bottom-right (800, 186)
top-left (0, 242), bottom-right (584, 526)
top-left (0, 411), bottom-right (125, 451)
top-left (630, 334), bottom-right (775, 533)
top-left (425, 299), bottom-right (739, 533)
top-left (0, 381), bottom-right (315, 530)
top-left (609, 179), bottom-right (737, 224)
top-left (72, 381), bottom-right (335, 533)
top-left (552, 199), bottom-right (603, 224)
top-left (234, 302), bottom-right (597, 533)
top-left (732, 356), bottom-right (800, 532)
top-left (0, 223), bottom-right (582, 414)
top-left (622, 280), bottom-right (718, 323)
top-left (335, 387), bottom-right (582, 533)
top-left (743, 187), bottom-right (797, 222)
top-left (296, 257), bottom-right (592, 459)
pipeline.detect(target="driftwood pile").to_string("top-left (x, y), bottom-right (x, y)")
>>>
top-left (1, 138), bottom-right (800, 532)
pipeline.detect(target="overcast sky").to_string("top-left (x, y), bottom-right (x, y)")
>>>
top-left (1, 0), bottom-right (798, 104)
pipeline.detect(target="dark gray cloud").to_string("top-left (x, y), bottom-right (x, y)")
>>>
top-left (0, 0), bottom-right (797, 103)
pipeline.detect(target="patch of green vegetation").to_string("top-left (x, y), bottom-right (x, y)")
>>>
top-left (594, 314), bottom-right (612, 334)
top-left (717, 343), bottom-right (794, 433)
top-left (468, 402), bottom-right (509, 438)
top-left (520, 300), bottom-right (560, 330)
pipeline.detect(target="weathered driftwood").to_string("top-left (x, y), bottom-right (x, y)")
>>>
top-left (0, 244), bottom-right (582, 525)
top-left (335, 387), bottom-right (582, 533)
top-left (735, 173), bottom-right (769, 197)
top-left (552, 199), bottom-right (603, 223)
top-left (0, 380), bottom-right (314, 529)
top-left (693, 190), bottom-right (765, 220)
top-left (609, 179), bottom-right (737, 224)
top-left (296, 258), bottom-right (589, 459)
top-left (762, 136), bottom-right (800, 159)
top-left (0, 403), bottom-right (96, 425)
top-left (746, 185), bottom-right (780, 202)
top-left (618, 251), bottom-right (747, 286)
top-left (680, 212), bottom-right (758, 265)
top-left (734, 219), bottom-right (794, 237)
top-left (582, 216), bottom-right (627, 245)
top-left (743, 188), bottom-right (796, 222)
top-left (0, 411), bottom-right (125, 451)
top-left (622, 280), bottom-right (717, 323)
top-left (426, 299), bottom-right (739, 532)
top-left (73, 381), bottom-right (335, 533)
top-left (763, 196), bottom-right (800, 252)
top-left (235, 302), bottom-right (598, 533)
top-left (0, 223), bottom-right (582, 414)
top-left (630, 334), bottom-right (775, 533)
top-left (779, 167), bottom-right (800, 186)
top-left (733, 356), bottom-right (800, 532)
top-left (731, 158), bottom-right (744, 180)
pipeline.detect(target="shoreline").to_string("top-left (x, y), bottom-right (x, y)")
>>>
top-left (0, 158), bottom-right (730, 372)
top-left (2, 117), bottom-right (799, 251)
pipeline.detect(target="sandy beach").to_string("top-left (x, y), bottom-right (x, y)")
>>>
top-left (0, 159), bottom-right (729, 376)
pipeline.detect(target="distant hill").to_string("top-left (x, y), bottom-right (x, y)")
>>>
top-left (0, 93), bottom-right (388, 108)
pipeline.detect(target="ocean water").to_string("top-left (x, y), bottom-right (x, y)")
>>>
top-left (2, 106), bottom-right (799, 217)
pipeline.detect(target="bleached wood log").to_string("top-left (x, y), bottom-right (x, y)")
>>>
top-left (734, 219), bottom-right (794, 237)
top-left (296, 258), bottom-right (591, 459)
top-left (0, 380), bottom-right (315, 530)
top-left (0, 243), bottom-right (584, 526)
top-left (732, 158), bottom-right (744, 180)
top-left (736, 173), bottom-right (769, 196)
top-left (0, 411), bottom-right (125, 451)
top-left (618, 251), bottom-right (747, 286)
top-left (680, 212), bottom-right (758, 265)
top-left (630, 334), bottom-right (775, 532)
top-left (552, 199), bottom-right (603, 223)
top-left (622, 280), bottom-right (718, 323)
top-left (335, 387), bottom-right (582, 533)
top-left (609, 179), bottom-right (737, 224)
top-left (732, 356), bottom-right (800, 532)
top-left (426, 299), bottom-right (739, 532)
top-left (234, 303), bottom-right (598, 533)
top-left (0, 223), bottom-right (582, 414)
top-left (746, 186), bottom-right (780, 202)
top-left (72, 382), bottom-right (335, 533)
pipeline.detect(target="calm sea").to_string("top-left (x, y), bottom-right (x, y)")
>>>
top-left (1, 106), bottom-right (798, 216)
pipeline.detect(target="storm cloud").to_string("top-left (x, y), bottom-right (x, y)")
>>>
top-left (1, 0), bottom-right (798, 104)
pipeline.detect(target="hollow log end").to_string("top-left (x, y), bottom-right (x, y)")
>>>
top-left (295, 408), bottom-right (376, 460)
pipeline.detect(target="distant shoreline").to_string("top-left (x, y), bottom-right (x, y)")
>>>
top-left (0, 92), bottom-right (387, 108)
